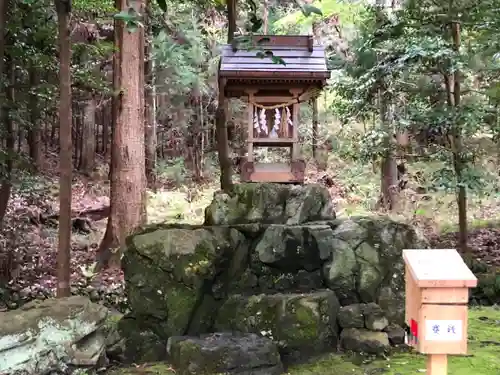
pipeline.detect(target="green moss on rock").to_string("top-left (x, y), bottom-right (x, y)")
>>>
top-left (204, 183), bottom-right (335, 225)
top-left (289, 307), bottom-right (500, 375)
top-left (123, 226), bottom-right (248, 339)
top-left (215, 290), bottom-right (340, 361)
top-left (167, 332), bottom-right (283, 375)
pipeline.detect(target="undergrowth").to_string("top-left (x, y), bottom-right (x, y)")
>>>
top-left (149, 136), bottom-right (500, 238)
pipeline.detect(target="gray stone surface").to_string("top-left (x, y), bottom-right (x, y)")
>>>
top-left (340, 328), bottom-right (390, 354)
top-left (0, 296), bottom-right (108, 375)
top-left (204, 183), bottom-right (335, 225)
top-left (167, 332), bottom-right (284, 375)
top-left (337, 304), bottom-right (365, 329)
top-left (363, 303), bottom-right (389, 331)
top-left (384, 323), bottom-right (406, 346)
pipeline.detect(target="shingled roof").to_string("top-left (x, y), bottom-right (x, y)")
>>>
top-left (218, 35), bottom-right (330, 82)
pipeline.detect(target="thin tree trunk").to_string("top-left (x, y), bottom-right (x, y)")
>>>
top-left (227, 0), bottom-right (237, 42)
top-left (0, 0), bottom-right (7, 92)
top-left (80, 96), bottom-right (96, 174)
top-left (215, 0), bottom-right (237, 192)
top-left (376, 0), bottom-right (399, 211)
top-left (103, 104), bottom-right (110, 158)
top-left (311, 21), bottom-right (319, 161)
top-left (144, 0), bottom-right (157, 189)
top-left (0, 53), bottom-right (14, 229)
top-left (54, 0), bottom-right (72, 298)
top-left (378, 90), bottom-right (399, 211)
top-left (450, 20), bottom-right (467, 254)
top-left (263, 0), bottom-right (269, 33)
top-left (312, 98), bottom-right (318, 160)
top-left (28, 65), bottom-right (43, 170)
top-left (97, 0), bottom-right (147, 269)
top-left (0, 0), bottom-right (11, 229)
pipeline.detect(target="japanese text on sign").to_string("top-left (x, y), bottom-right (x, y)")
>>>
top-left (425, 320), bottom-right (463, 341)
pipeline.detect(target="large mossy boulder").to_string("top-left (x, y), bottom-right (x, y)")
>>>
top-left (0, 296), bottom-right (108, 375)
top-left (123, 225), bottom-right (248, 338)
top-left (123, 183), bottom-right (427, 363)
top-left (106, 314), bottom-right (168, 364)
top-left (322, 216), bottom-right (427, 323)
top-left (167, 332), bottom-right (283, 375)
top-left (214, 290), bottom-right (340, 361)
top-left (204, 183), bottom-right (335, 225)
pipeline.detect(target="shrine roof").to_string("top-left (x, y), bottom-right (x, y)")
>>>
top-left (218, 35), bottom-right (330, 83)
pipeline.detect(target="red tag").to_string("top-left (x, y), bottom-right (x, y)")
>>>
top-left (410, 319), bottom-right (418, 338)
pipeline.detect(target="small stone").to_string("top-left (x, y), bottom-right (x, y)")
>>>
top-left (275, 275), bottom-right (292, 291)
top-left (384, 323), bottom-right (406, 346)
top-left (167, 332), bottom-right (283, 375)
top-left (89, 290), bottom-right (100, 302)
top-left (337, 304), bottom-right (365, 329)
top-left (340, 328), bottom-right (390, 354)
top-left (296, 269), bottom-right (323, 292)
top-left (363, 302), bottom-right (389, 331)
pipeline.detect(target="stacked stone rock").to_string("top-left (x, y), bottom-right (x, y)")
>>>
top-left (120, 183), bottom-right (427, 374)
top-left (338, 302), bottom-right (405, 354)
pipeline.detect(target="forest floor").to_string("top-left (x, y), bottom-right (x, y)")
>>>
top-left (2, 141), bottom-right (500, 310)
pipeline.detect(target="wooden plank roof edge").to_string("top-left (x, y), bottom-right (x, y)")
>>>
top-left (219, 71), bottom-right (330, 77)
top-left (220, 44), bottom-right (326, 49)
top-left (231, 34), bottom-right (316, 46)
top-left (224, 35), bottom-right (324, 53)
top-left (402, 249), bottom-right (478, 286)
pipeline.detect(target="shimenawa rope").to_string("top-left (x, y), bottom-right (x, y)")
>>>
top-left (248, 87), bottom-right (321, 110)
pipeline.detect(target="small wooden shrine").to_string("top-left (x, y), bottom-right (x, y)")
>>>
top-left (219, 35), bottom-right (330, 183)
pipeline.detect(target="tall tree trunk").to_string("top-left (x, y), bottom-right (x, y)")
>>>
top-left (54, 0), bottom-right (72, 298)
top-left (311, 98), bottom-right (318, 160)
top-left (215, 0), bottom-right (237, 192)
top-left (378, 90), bottom-right (399, 211)
top-left (102, 105), bottom-right (110, 158)
top-left (0, 0), bottom-right (10, 229)
top-left (144, 0), bottom-right (157, 189)
top-left (450, 20), bottom-right (467, 254)
top-left (311, 21), bottom-right (319, 161)
top-left (80, 96), bottom-right (96, 174)
top-left (0, 0), bottom-right (7, 93)
top-left (28, 65), bottom-right (43, 170)
top-left (227, 0), bottom-right (237, 42)
top-left (0, 52), bottom-right (14, 229)
top-left (263, 0), bottom-right (269, 33)
top-left (376, 0), bottom-right (399, 211)
top-left (97, 0), bottom-right (147, 270)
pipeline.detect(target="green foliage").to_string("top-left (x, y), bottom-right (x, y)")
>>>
top-left (274, 0), bottom-right (364, 33)
top-left (326, 0), bottom-right (500, 194)
top-left (72, 0), bottom-right (115, 17)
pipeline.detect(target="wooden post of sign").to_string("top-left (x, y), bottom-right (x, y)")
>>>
top-left (427, 354), bottom-right (448, 375)
top-left (403, 249), bottom-right (478, 375)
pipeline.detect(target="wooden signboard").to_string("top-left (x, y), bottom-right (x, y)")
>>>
top-left (403, 249), bottom-right (478, 375)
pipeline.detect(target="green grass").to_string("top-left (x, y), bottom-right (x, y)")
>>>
top-left (289, 306), bottom-right (500, 375)
top-left (147, 187), bottom-right (215, 224)
top-left (107, 363), bottom-right (176, 375)
top-left (108, 307), bottom-right (500, 375)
